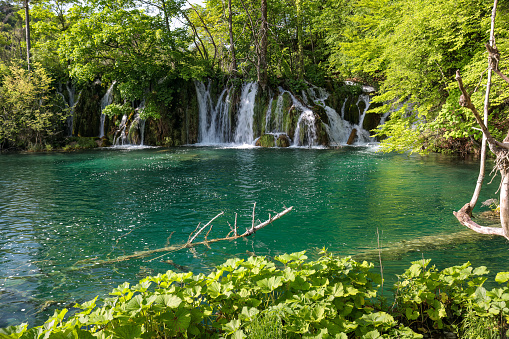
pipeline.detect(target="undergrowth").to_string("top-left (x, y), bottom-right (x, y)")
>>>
top-left (1, 251), bottom-right (509, 338)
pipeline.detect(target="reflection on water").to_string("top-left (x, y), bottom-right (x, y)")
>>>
top-left (0, 147), bottom-right (501, 326)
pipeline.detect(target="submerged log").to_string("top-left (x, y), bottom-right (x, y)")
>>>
top-left (70, 206), bottom-right (293, 270)
top-left (351, 227), bottom-right (496, 262)
top-left (347, 128), bottom-right (357, 145)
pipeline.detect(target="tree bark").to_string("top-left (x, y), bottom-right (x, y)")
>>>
top-left (71, 206), bottom-right (293, 269)
top-left (296, 0), bottom-right (304, 79)
top-left (228, 0), bottom-right (237, 74)
top-left (187, 1), bottom-right (218, 70)
top-left (500, 169), bottom-right (509, 234)
top-left (258, 0), bottom-right (268, 89)
top-left (24, 0), bottom-right (31, 72)
top-left (468, 1), bottom-right (498, 212)
top-left (182, 11), bottom-right (208, 60)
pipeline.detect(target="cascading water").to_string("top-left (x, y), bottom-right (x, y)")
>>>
top-left (264, 98), bottom-right (273, 132)
top-left (112, 100), bottom-right (146, 146)
top-left (306, 85), bottom-right (376, 145)
top-left (354, 94), bottom-right (373, 143)
top-left (261, 87), bottom-right (317, 146)
top-left (113, 115), bottom-right (128, 145)
top-left (65, 84), bottom-right (76, 136)
top-left (99, 82), bottom-right (116, 138)
top-left (195, 81), bottom-right (233, 144)
top-left (194, 79), bottom-right (381, 148)
top-left (56, 83), bottom-right (81, 136)
top-left (233, 82), bottom-right (258, 145)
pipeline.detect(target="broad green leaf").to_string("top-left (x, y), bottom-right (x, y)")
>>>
top-left (164, 308), bottom-right (191, 333)
top-left (155, 294), bottom-right (182, 308)
top-left (257, 276), bottom-right (283, 293)
top-left (125, 294), bottom-right (144, 312)
top-left (362, 329), bottom-right (382, 339)
top-left (111, 324), bottom-right (142, 339)
top-left (496, 272), bottom-right (509, 283)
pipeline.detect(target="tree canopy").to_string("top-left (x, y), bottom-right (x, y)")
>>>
top-left (0, 0), bottom-right (508, 151)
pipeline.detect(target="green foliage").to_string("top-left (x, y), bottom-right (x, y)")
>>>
top-left (9, 253), bottom-right (509, 338)
top-left (0, 62), bottom-right (68, 149)
top-left (62, 137), bottom-right (99, 151)
top-left (0, 253), bottom-right (418, 338)
top-left (321, 0), bottom-right (509, 154)
top-left (102, 103), bottom-right (132, 118)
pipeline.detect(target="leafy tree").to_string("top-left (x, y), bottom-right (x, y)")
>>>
top-left (321, 0), bottom-right (509, 154)
top-left (0, 62), bottom-right (67, 149)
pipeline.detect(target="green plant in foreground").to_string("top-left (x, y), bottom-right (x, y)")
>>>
top-left (3, 253), bottom-right (509, 338)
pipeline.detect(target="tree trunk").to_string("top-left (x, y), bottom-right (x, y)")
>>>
top-left (187, 1), bottom-right (217, 70)
top-left (258, 0), bottom-right (268, 89)
top-left (228, 0), bottom-right (237, 74)
top-left (296, 0), bottom-right (304, 79)
top-left (500, 168), bottom-right (509, 235)
top-left (24, 0), bottom-right (31, 72)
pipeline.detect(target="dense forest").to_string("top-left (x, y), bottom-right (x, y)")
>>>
top-left (1, 0), bottom-right (509, 153)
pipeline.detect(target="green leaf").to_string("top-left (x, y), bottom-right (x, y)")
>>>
top-left (239, 307), bottom-right (259, 321)
top-left (125, 294), bottom-right (144, 312)
top-left (207, 281), bottom-right (222, 299)
top-left (223, 319), bottom-right (241, 334)
top-left (0, 324), bottom-right (27, 339)
top-left (405, 308), bottom-right (419, 320)
top-left (112, 324), bottom-right (142, 339)
top-left (473, 266), bottom-right (489, 276)
top-left (257, 276), bottom-right (283, 293)
top-left (155, 294), bottom-right (182, 308)
top-left (496, 272), bottom-right (509, 283)
top-left (362, 329), bottom-right (382, 339)
top-left (164, 308), bottom-right (191, 334)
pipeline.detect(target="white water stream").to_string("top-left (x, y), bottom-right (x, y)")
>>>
top-left (194, 81), bottom-right (380, 147)
top-left (99, 82), bottom-right (116, 138)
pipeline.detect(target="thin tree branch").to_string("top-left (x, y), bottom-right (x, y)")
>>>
top-left (186, 2), bottom-right (217, 69)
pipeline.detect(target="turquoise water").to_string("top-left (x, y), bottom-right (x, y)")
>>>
top-left (0, 146), bottom-right (507, 326)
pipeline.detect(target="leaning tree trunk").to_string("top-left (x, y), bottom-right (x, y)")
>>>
top-left (453, 0), bottom-right (509, 240)
top-left (501, 171), bottom-right (509, 233)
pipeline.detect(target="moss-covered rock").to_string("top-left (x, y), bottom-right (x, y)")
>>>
top-left (276, 134), bottom-right (291, 147)
top-left (255, 134), bottom-right (276, 147)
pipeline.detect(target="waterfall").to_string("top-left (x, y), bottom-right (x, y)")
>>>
top-left (264, 97), bottom-right (273, 132)
top-left (56, 83), bottom-right (81, 136)
top-left (293, 109), bottom-right (317, 147)
top-left (112, 100), bottom-right (145, 146)
top-left (234, 82), bottom-right (258, 145)
top-left (354, 94), bottom-right (373, 143)
top-left (113, 115), bottom-right (128, 146)
top-left (195, 81), bottom-right (232, 144)
top-left (65, 84), bottom-right (75, 136)
top-left (99, 81), bottom-right (116, 138)
top-left (305, 85), bottom-right (376, 145)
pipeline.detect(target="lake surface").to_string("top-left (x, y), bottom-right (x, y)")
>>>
top-left (0, 146), bottom-right (507, 326)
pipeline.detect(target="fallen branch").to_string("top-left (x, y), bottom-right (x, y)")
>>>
top-left (453, 203), bottom-right (506, 238)
top-left (72, 206), bottom-right (293, 270)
